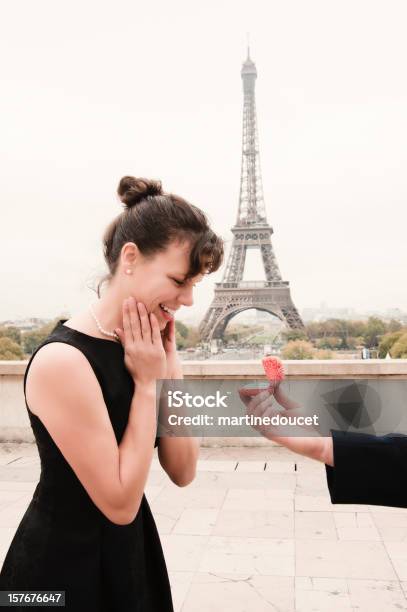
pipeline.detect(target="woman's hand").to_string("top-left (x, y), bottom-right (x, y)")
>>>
top-left (115, 297), bottom-right (166, 386)
top-left (161, 318), bottom-right (183, 379)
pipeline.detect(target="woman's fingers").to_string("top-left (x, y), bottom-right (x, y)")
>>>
top-left (128, 297), bottom-right (142, 342)
top-left (166, 318), bottom-right (175, 344)
top-left (122, 297), bottom-right (166, 348)
top-left (122, 299), bottom-right (134, 344)
top-left (122, 298), bottom-right (160, 345)
top-left (115, 327), bottom-right (124, 345)
top-left (150, 312), bottom-right (163, 346)
top-left (137, 302), bottom-right (151, 343)
top-left (161, 319), bottom-right (175, 350)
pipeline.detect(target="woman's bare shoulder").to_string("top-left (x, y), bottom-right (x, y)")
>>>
top-left (29, 341), bottom-right (89, 371)
top-left (25, 342), bottom-right (99, 416)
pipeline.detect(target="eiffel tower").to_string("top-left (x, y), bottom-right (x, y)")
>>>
top-left (199, 49), bottom-right (304, 343)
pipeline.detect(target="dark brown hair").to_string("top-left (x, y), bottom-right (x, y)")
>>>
top-left (97, 176), bottom-right (224, 296)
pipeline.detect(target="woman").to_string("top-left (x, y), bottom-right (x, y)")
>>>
top-left (0, 176), bottom-right (223, 611)
top-left (246, 383), bottom-right (407, 509)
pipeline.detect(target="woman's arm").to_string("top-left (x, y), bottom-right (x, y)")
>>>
top-left (156, 364), bottom-right (200, 487)
top-left (157, 319), bottom-right (200, 486)
top-left (27, 345), bottom-right (157, 525)
top-left (27, 299), bottom-right (166, 525)
top-left (157, 435), bottom-right (200, 487)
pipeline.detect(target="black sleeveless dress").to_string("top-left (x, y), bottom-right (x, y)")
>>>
top-left (0, 320), bottom-right (174, 612)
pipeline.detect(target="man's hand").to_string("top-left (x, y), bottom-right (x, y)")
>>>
top-left (244, 385), bottom-right (334, 466)
top-left (243, 389), bottom-right (285, 436)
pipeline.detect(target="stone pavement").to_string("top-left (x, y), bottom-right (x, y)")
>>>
top-left (0, 443), bottom-right (407, 611)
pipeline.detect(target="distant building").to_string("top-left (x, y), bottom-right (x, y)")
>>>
top-left (0, 317), bottom-right (51, 331)
top-left (301, 306), bottom-right (407, 324)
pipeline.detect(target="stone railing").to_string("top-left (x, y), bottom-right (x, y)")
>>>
top-left (1, 359), bottom-right (407, 443)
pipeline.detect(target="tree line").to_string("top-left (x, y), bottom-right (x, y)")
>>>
top-left (0, 319), bottom-right (200, 360)
top-left (1, 316), bottom-right (406, 360)
top-left (0, 320), bottom-right (60, 360)
top-left (281, 317), bottom-right (407, 359)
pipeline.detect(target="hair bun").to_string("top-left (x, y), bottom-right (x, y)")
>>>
top-left (117, 176), bottom-right (163, 208)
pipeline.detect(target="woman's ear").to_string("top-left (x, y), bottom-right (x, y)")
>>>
top-left (120, 242), bottom-right (141, 270)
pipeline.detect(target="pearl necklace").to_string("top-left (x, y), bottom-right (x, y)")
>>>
top-left (88, 303), bottom-right (119, 341)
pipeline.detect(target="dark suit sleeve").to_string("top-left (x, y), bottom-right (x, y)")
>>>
top-left (325, 430), bottom-right (407, 508)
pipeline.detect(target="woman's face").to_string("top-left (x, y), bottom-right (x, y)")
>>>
top-left (123, 240), bottom-right (204, 331)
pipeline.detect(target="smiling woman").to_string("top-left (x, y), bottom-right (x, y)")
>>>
top-left (101, 176), bottom-right (223, 291)
top-left (0, 176), bottom-right (224, 611)
top-left (96, 176), bottom-right (223, 338)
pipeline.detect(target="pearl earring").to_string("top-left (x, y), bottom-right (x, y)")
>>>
top-left (125, 269), bottom-right (132, 275)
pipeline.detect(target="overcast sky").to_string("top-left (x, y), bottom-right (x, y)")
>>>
top-left (1, 0), bottom-right (406, 324)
